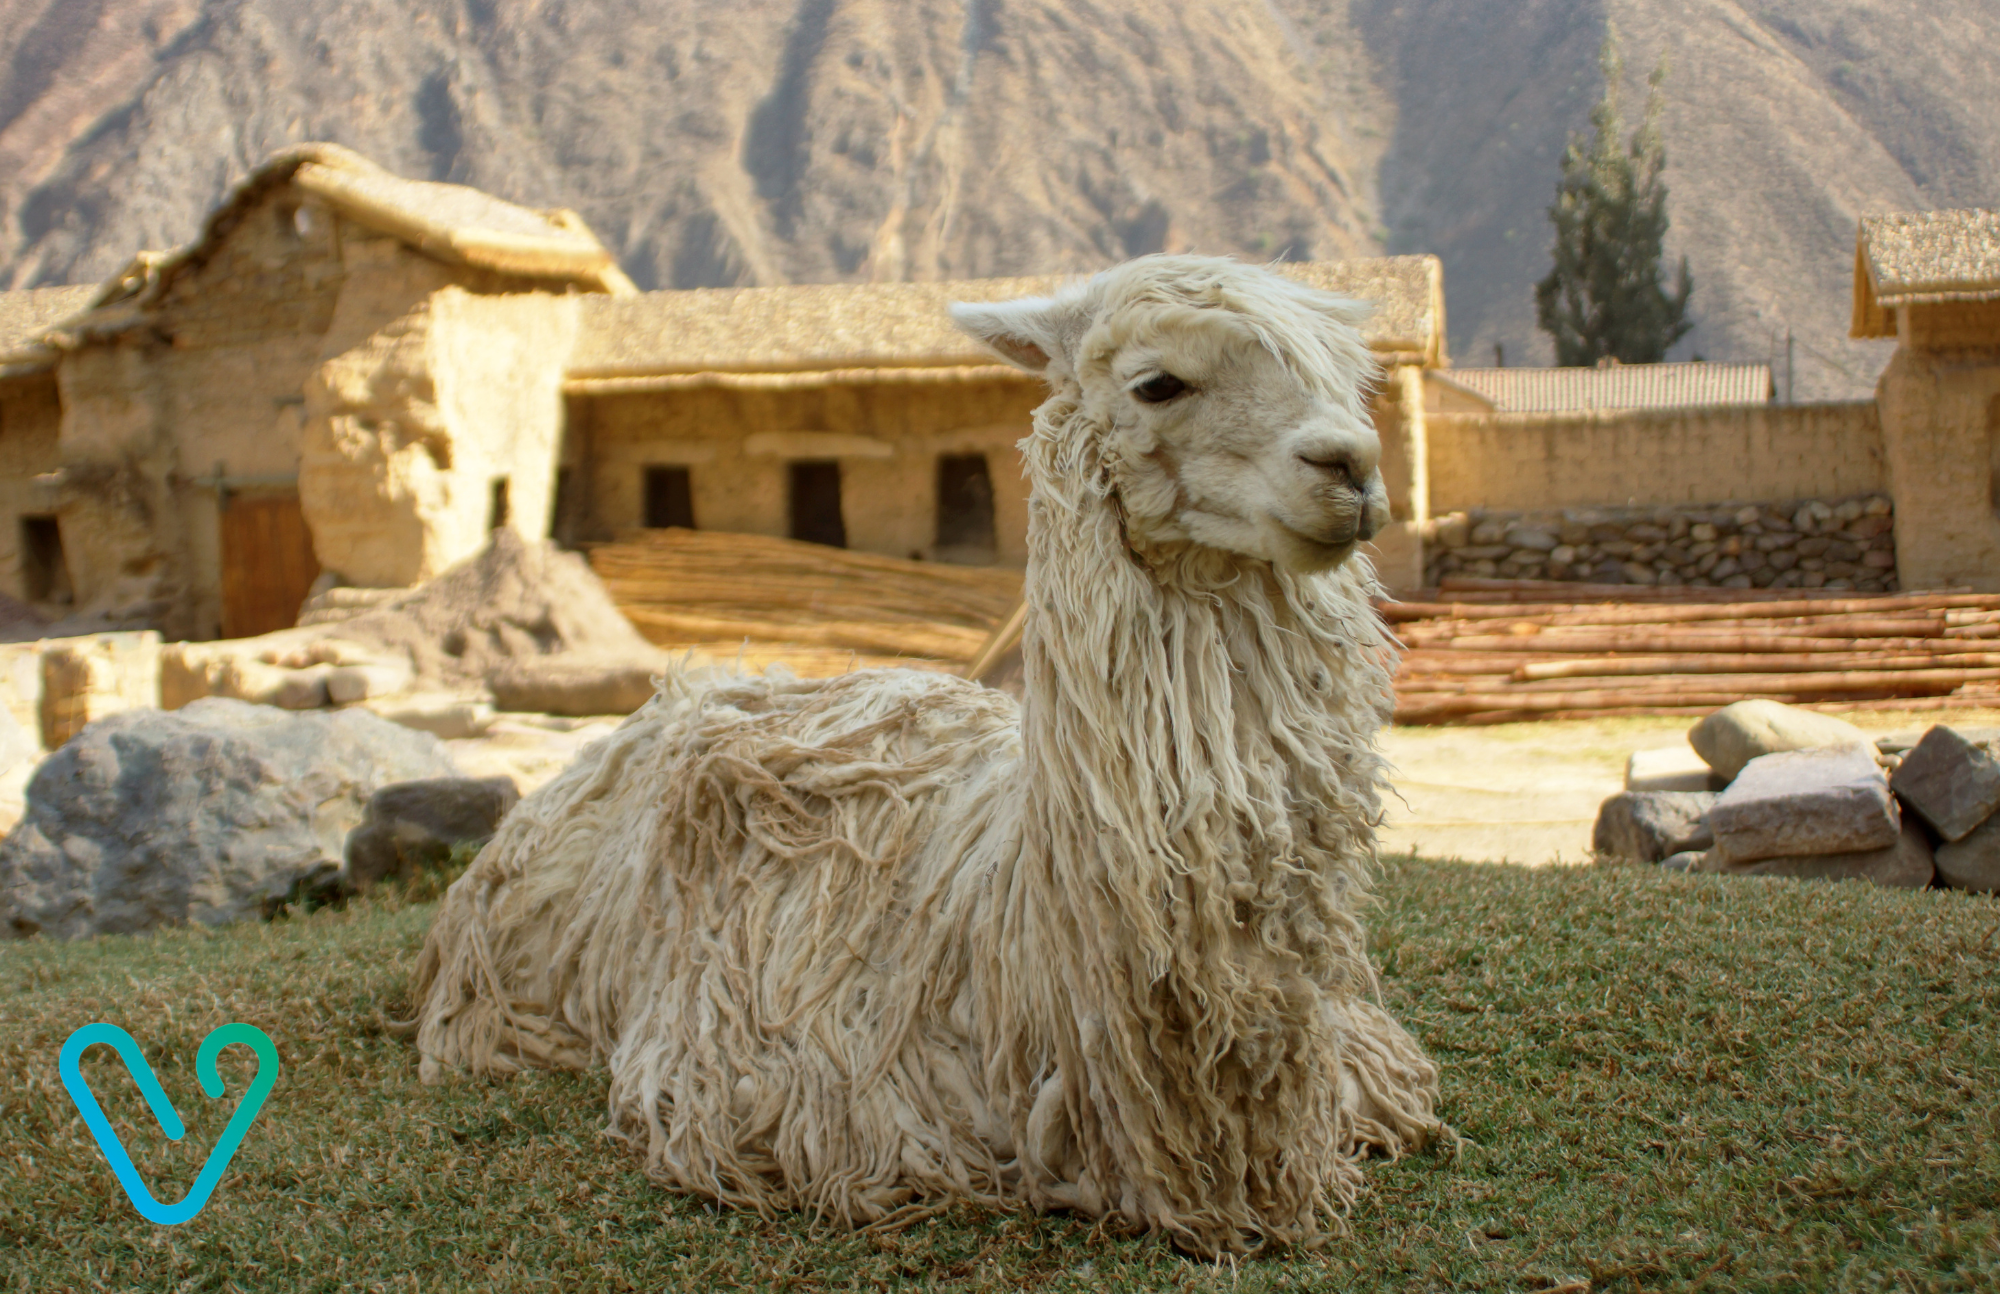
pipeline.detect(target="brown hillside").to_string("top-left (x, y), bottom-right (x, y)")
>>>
top-left (0, 0), bottom-right (1381, 290)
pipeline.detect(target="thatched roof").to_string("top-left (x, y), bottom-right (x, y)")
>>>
top-left (0, 286), bottom-right (99, 376)
top-left (567, 255), bottom-right (1445, 384)
top-left (1851, 208), bottom-right (2000, 338)
top-left (46, 144), bottom-right (630, 349)
top-left (287, 150), bottom-right (632, 291)
top-left (1430, 362), bottom-right (1774, 414)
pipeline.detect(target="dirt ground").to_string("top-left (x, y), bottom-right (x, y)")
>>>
top-left (1380, 705), bottom-right (2000, 866)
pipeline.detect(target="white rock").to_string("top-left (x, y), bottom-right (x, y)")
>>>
top-left (1626, 745), bottom-right (1719, 792)
top-left (361, 692), bottom-right (496, 741)
top-left (1698, 820), bottom-right (1934, 889)
top-left (1708, 745), bottom-right (1901, 864)
top-left (326, 660), bottom-right (415, 705)
top-left (1689, 699), bottom-right (1874, 782)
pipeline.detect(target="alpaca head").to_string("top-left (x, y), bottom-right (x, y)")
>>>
top-left (952, 255), bottom-right (1389, 574)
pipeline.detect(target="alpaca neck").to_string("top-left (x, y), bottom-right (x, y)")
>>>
top-left (991, 390), bottom-right (1391, 1227)
top-left (1010, 391), bottom-right (1390, 1001)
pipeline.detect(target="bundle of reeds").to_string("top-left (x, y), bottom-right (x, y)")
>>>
top-left (1389, 578), bottom-right (2000, 725)
top-left (586, 528), bottom-right (1025, 676)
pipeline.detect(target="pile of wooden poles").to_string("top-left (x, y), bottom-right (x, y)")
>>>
top-left (1389, 578), bottom-right (2000, 725)
top-left (586, 528), bottom-right (1024, 674)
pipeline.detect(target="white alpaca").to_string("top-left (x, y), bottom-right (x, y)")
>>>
top-left (412, 255), bottom-right (1441, 1256)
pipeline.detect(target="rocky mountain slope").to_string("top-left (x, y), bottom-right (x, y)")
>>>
top-left (0, 0), bottom-right (1384, 288)
top-left (1358, 0), bottom-right (2000, 396)
top-left (1, 0), bottom-right (1994, 399)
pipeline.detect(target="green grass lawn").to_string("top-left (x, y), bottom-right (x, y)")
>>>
top-left (4, 858), bottom-right (1998, 1293)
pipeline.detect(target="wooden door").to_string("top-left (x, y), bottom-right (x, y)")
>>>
top-left (220, 491), bottom-right (321, 639)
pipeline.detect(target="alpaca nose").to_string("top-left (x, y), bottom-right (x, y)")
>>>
top-left (1297, 451), bottom-right (1362, 487)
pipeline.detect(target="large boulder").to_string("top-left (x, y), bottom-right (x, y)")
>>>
top-left (1697, 820), bottom-right (1935, 889)
top-left (1592, 790), bottom-right (1716, 864)
top-left (0, 699), bottom-right (458, 940)
top-left (345, 777), bottom-right (519, 890)
top-left (1935, 811), bottom-right (2000, 892)
top-left (1706, 745), bottom-right (1900, 865)
top-left (1889, 726), bottom-right (2000, 842)
top-left (1689, 700), bottom-right (1873, 782)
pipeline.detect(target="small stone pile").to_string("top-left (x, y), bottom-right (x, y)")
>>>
top-left (1426, 493), bottom-right (1896, 591)
top-left (166, 530), bottom-right (672, 718)
top-left (1593, 698), bottom-right (2000, 891)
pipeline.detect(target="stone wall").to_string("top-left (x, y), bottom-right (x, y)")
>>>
top-left (0, 630), bottom-right (162, 750)
top-left (39, 631), bottom-right (161, 748)
top-left (1426, 401), bottom-right (1884, 515)
top-left (1426, 493), bottom-right (1897, 591)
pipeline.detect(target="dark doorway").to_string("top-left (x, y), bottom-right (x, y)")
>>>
top-left (788, 460), bottom-right (846, 548)
top-left (935, 454), bottom-right (996, 560)
top-left (20, 515), bottom-right (70, 604)
top-left (644, 465), bottom-right (696, 529)
top-left (488, 476), bottom-right (511, 531)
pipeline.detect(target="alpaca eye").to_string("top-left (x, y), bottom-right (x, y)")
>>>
top-left (1131, 373), bottom-right (1189, 404)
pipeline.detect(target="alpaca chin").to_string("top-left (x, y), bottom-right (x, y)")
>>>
top-left (1268, 525), bottom-right (1364, 575)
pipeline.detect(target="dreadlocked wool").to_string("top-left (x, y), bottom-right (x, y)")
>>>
top-left (412, 255), bottom-right (1443, 1258)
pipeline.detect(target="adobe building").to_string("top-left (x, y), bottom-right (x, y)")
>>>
top-left (0, 144), bottom-right (633, 642)
top-left (1852, 208), bottom-right (2000, 592)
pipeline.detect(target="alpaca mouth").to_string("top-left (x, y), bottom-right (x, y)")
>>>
top-left (1275, 524), bottom-right (1361, 573)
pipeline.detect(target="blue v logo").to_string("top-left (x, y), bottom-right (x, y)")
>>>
top-left (59, 1023), bottom-right (280, 1225)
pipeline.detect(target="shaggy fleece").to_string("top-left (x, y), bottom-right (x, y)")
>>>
top-left (414, 255), bottom-right (1442, 1257)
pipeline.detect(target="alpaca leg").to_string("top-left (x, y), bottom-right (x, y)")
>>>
top-left (1330, 997), bottom-right (1445, 1159)
top-left (1024, 1070), bottom-right (1097, 1212)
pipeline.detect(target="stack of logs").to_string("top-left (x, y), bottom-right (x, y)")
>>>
top-left (586, 528), bottom-right (1024, 676)
top-left (1390, 579), bottom-right (2000, 725)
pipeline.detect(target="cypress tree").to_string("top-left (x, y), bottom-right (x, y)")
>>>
top-left (1535, 33), bottom-right (1693, 365)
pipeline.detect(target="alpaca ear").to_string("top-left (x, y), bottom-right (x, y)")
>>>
top-left (950, 297), bottom-right (1069, 373)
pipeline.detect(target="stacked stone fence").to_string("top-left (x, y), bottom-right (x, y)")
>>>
top-left (1424, 493), bottom-right (1897, 592)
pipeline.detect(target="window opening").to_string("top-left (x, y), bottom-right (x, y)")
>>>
top-left (644, 465), bottom-right (696, 529)
top-left (935, 453), bottom-right (997, 561)
top-left (488, 476), bottom-right (511, 531)
top-left (21, 515), bottom-right (71, 604)
top-left (788, 461), bottom-right (846, 548)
